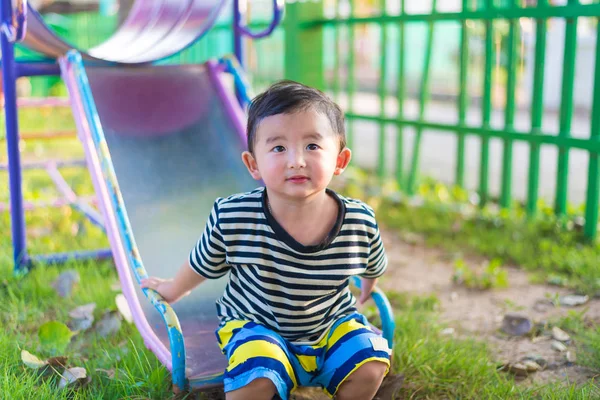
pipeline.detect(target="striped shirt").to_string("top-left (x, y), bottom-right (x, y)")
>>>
top-left (189, 187), bottom-right (387, 344)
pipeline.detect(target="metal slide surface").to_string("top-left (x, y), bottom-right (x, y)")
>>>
top-left (61, 55), bottom-right (257, 386)
top-left (24, 0), bottom-right (226, 63)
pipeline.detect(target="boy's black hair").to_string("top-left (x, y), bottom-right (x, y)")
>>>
top-left (246, 80), bottom-right (346, 154)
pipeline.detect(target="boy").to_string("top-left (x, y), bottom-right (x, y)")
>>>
top-left (141, 81), bottom-right (391, 400)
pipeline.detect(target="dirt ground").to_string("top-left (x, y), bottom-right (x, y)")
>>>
top-left (378, 229), bottom-right (600, 388)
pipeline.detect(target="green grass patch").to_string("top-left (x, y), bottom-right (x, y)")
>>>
top-left (0, 260), bottom-right (171, 399)
top-left (0, 110), bottom-right (598, 397)
top-left (336, 170), bottom-right (600, 296)
top-left (0, 105), bottom-right (75, 138)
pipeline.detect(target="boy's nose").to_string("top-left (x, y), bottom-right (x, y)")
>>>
top-left (288, 150), bottom-right (306, 168)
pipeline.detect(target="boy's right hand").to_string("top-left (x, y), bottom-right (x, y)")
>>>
top-left (139, 260), bottom-right (206, 305)
top-left (140, 277), bottom-right (190, 304)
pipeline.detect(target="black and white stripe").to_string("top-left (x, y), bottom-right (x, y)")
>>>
top-left (189, 187), bottom-right (387, 344)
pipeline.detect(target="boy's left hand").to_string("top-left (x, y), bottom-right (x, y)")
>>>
top-left (358, 277), bottom-right (377, 304)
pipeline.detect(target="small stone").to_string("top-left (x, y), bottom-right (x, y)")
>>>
top-left (531, 335), bottom-right (551, 344)
top-left (501, 313), bottom-right (532, 336)
top-left (522, 360), bottom-right (542, 372)
top-left (441, 328), bottom-right (455, 336)
top-left (559, 295), bottom-right (589, 307)
top-left (52, 270), bottom-right (80, 297)
top-left (566, 351), bottom-right (576, 363)
top-left (521, 354), bottom-right (548, 369)
top-left (507, 363), bottom-right (529, 377)
top-left (552, 340), bottom-right (567, 352)
top-left (551, 326), bottom-right (571, 342)
top-left (533, 299), bottom-right (553, 313)
top-left (401, 232), bottom-right (424, 245)
top-left (450, 292), bottom-right (458, 302)
top-left (96, 311), bottom-right (122, 338)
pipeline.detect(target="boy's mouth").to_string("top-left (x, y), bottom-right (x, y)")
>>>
top-left (287, 175), bottom-right (309, 183)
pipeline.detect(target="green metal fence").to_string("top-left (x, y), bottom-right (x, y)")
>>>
top-left (285, 0), bottom-right (600, 240)
top-left (14, 1), bottom-right (600, 240)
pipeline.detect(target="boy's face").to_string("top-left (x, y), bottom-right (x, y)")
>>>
top-left (242, 108), bottom-right (351, 201)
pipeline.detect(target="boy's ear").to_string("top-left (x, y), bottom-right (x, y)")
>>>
top-left (242, 151), bottom-right (262, 180)
top-left (334, 147), bottom-right (352, 176)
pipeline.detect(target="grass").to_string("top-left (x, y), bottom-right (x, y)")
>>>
top-left (337, 170), bottom-right (600, 297)
top-left (1, 108), bottom-right (599, 398)
top-left (0, 260), bottom-right (171, 399)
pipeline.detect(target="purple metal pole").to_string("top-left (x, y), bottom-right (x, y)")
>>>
top-left (235, 0), bottom-right (283, 40)
top-left (1, 0), bottom-right (28, 272)
top-left (46, 163), bottom-right (105, 230)
top-left (233, 0), bottom-right (243, 67)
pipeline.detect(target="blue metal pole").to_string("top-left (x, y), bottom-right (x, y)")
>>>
top-left (29, 249), bottom-right (113, 265)
top-left (15, 61), bottom-right (61, 77)
top-left (1, 0), bottom-right (28, 272)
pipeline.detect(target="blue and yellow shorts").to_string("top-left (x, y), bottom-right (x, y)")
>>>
top-left (216, 313), bottom-right (392, 399)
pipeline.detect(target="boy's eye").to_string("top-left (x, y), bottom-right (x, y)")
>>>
top-left (272, 145), bottom-right (285, 153)
top-left (306, 143), bottom-right (320, 151)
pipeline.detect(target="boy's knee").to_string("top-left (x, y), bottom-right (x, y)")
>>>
top-left (226, 377), bottom-right (277, 400)
top-left (349, 360), bottom-right (388, 383)
top-left (248, 377), bottom-right (277, 392)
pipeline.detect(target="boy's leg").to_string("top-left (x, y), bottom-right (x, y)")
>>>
top-left (226, 377), bottom-right (276, 400)
top-left (334, 361), bottom-right (388, 400)
top-left (315, 314), bottom-right (391, 399)
top-left (217, 321), bottom-right (298, 400)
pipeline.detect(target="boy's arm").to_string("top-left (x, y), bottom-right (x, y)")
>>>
top-left (358, 277), bottom-right (378, 305)
top-left (140, 260), bottom-right (205, 304)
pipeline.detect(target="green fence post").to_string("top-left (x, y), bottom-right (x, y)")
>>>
top-left (347, 0), bottom-right (357, 150)
top-left (584, 18), bottom-right (600, 240)
top-left (555, 0), bottom-right (578, 216)
top-left (479, 0), bottom-right (494, 207)
top-left (396, 0), bottom-right (406, 190)
top-left (456, 0), bottom-right (469, 189)
top-left (377, 0), bottom-right (389, 179)
top-left (284, 0), bottom-right (324, 89)
top-left (500, 0), bottom-right (519, 209)
top-left (527, 0), bottom-right (548, 217)
top-left (407, 0), bottom-right (437, 194)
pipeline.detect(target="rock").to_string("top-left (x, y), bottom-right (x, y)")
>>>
top-left (441, 328), bottom-right (455, 336)
top-left (533, 299), bottom-right (553, 313)
top-left (521, 354), bottom-right (548, 370)
top-left (52, 270), bottom-right (80, 297)
top-left (552, 340), bottom-right (568, 352)
top-left (551, 327), bottom-right (571, 342)
top-left (522, 360), bottom-right (542, 372)
top-left (501, 313), bottom-right (532, 336)
top-left (531, 335), bottom-right (551, 344)
top-left (401, 232), bottom-right (424, 245)
top-left (559, 295), bottom-right (589, 307)
top-left (373, 373), bottom-right (404, 400)
top-left (507, 363), bottom-right (529, 377)
top-left (96, 311), bottom-right (122, 338)
top-left (566, 351), bottom-right (576, 364)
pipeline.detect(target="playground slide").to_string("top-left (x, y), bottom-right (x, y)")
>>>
top-left (60, 52), bottom-right (257, 389)
top-left (23, 0), bottom-right (227, 63)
